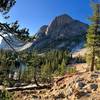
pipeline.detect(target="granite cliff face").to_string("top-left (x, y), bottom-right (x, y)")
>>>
top-left (35, 25), bottom-right (48, 39)
top-left (33, 14), bottom-right (88, 52)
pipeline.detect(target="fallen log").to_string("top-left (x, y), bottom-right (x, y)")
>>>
top-left (0, 84), bottom-right (52, 92)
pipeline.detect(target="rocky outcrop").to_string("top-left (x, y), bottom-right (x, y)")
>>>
top-left (35, 25), bottom-right (48, 39)
top-left (41, 72), bottom-right (100, 99)
top-left (12, 72), bottom-right (100, 100)
top-left (33, 14), bottom-right (88, 52)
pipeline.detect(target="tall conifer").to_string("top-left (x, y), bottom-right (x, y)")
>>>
top-left (87, 2), bottom-right (100, 71)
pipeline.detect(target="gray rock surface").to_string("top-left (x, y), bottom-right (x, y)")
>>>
top-left (35, 25), bottom-right (48, 39)
top-left (33, 14), bottom-right (88, 52)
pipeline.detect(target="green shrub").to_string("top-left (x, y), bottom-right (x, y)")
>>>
top-left (0, 90), bottom-right (12, 100)
top-left (66, 67), bottom-right (76, 74)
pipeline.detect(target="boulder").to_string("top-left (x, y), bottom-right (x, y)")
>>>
top-left (75, 81), bottom-right (86, 89)
top-left (90, 84), bottom-right (98, 91)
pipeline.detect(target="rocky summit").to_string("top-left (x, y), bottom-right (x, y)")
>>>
top-left (33, 14), bottom-right (88, 52)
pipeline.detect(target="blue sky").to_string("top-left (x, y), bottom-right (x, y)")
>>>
top-left (0, 0), bottom-right (93, 35)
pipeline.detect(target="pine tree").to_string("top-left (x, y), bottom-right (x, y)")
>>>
top-left (41, 62), bottom-right (52, 83)
top-left (59, 59), bottom-right (66, 75)
top-left (87, 3), bottom-right (100, 71)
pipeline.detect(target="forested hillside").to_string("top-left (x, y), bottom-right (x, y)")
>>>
top-left (0, 0), bottom-right (100, 100)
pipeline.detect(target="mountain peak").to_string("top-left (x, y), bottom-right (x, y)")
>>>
top-left (55, 14), bottom-right (73, 20)
top-left (33, 13), bottom-right (88, 52)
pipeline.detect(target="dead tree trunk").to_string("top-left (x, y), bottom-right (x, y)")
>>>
top-left (34, 68), bottom-right (40, 87)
